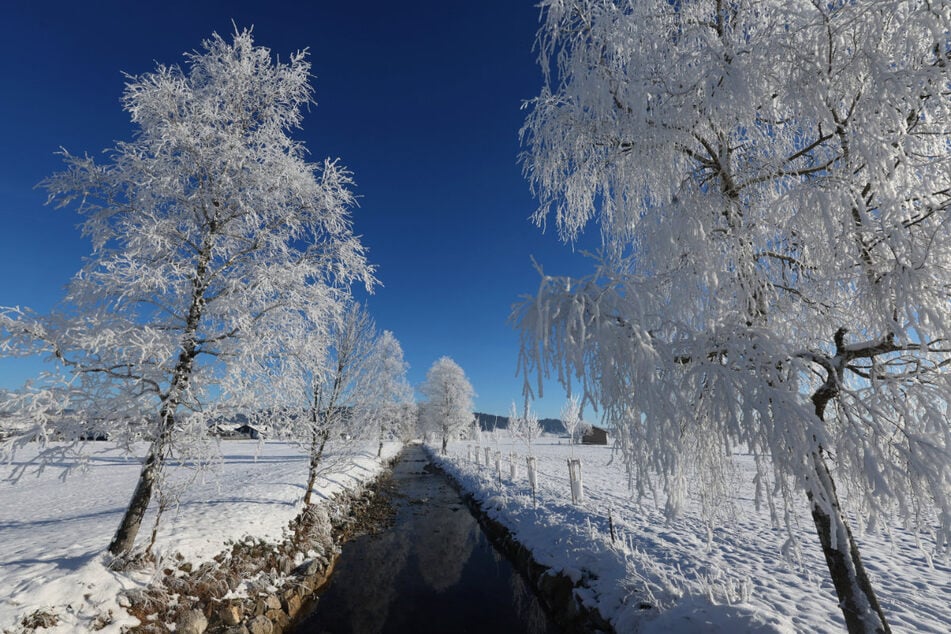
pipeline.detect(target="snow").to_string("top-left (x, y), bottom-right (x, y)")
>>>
top-left (0, 439), bottom-right (400, 633)
top-left (3, 435), bottom-right (945, 633)
top-left (431, 437), bottom-right (950, 633)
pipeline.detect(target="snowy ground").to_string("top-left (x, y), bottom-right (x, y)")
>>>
top-left (0, 439), bottom-right (401, 633)
top-left (431, 437), bottom-right (950, 633)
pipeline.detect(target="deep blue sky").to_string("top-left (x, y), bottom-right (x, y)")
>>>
top-left (0, 1), bottom-right (597, 419)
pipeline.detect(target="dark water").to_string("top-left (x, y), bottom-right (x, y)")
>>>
top-left (294, 445), bottom-right (558, 634)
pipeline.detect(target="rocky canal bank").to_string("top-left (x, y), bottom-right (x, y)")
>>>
top-left (124, 460), bottom-right (399, 634)
top-left (124, 445), bottom-right (615, 634)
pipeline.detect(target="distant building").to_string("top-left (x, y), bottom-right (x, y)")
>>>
top-left (581, 426), bottom-right (608, 445)
top-left (210, 423), bottom-right (240, 438)
top-left (235, 424), bottom-right (268, 440)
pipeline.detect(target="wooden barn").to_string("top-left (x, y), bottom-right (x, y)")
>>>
top-left (581, 426), bottom-right (608, 445)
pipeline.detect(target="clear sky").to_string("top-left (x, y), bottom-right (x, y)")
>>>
top-left (0, 1), bottom-right (599, 420)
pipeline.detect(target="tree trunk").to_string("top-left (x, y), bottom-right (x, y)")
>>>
top-left (108, 240), bottom-right (211, 559)
top-left (804, 328), bottom-right (890, 633)
top-left (377, 421), bottom-right (384, 457)
top-left (441, 433), bottom-right (448, 455)
top-left (303, 426), bottom-right (330, 507)
top-left (107, 423), bottom-right (170, 557)
top-left (807, 451), bottom-right (890, 634)
top-left (107, 354), bottom-right (196, 558)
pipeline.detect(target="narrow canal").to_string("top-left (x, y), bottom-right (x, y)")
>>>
top-left (294, 444), bottom-right (558, 634)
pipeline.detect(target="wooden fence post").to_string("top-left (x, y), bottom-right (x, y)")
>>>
top-left (526, 456), bottom-right (538, 507)
top-left (567, 458), bottom-right (584, 504)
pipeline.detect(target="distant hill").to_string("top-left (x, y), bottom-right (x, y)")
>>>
top-left (474, 411), bottom-right (566, 435)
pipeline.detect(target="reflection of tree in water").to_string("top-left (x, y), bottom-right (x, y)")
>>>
top-left (510, 568), bottom-right (552, 634)
top-left (312, 512), bottom-right (411, 634)
top-left (322, 524), bottom-right (412, 634)
top-left (415, 499), bottom-right (478, 592)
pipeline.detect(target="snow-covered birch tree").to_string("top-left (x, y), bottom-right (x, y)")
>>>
top-left (560, 396), bottom-right (588, 451)
top-left (0, 28), bottom-right (373, 560)
top-left (419, 356), bottom-right (475, 454)
top-left (362, 330), bottom-right (414, 457)
top-left (297, 301), bottom-right (377, 507)
top-left (516, 2), bottom-right (951, 632)
top-left (509, 401), bottom-right (542, 456)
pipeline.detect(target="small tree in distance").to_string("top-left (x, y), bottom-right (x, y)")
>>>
top-left (0, 28), bottom-right (373, 560)
top-left (560, 396), bottom-right (589, 454)
top-left (509, 401), bottom-right (541, 456)
top-left (362, 330), bottom-right (414, 458)
top-left (419, 356), bottom-right (475, 454)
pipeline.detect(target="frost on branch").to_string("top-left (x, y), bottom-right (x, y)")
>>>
top-left (0, 28), bottom-right (374, 557)
top-left (419, 357), bottom-right (475, 455)
top-left (518, 2), bottom-right (951, 631)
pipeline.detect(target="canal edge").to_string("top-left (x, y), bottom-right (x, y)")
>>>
top-left (123, 452), bottom-right (401, 634)
top-left (424, 447), bottom-right (616, 634)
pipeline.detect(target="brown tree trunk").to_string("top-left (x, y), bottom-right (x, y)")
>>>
top-left (376, 421), bottom-right (383, 457)
top-left (107, 354), bottom-right (197, 558)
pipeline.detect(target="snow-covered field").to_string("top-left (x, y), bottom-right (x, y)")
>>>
top-left (432, 437), bottom-right (949, 633)
top-left (3, 435), bottom-right (946, 633)
top-left (0, 439), bottom-right (401, 633)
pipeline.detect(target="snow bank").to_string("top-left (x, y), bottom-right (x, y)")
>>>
top-left (432, 437), bottom-right (949, 633)
top-left (0, 439), bottom-right (400, 632)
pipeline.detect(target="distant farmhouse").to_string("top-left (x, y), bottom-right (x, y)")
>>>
top-left (210, 422), bottom-right (240, 438)
top-left (581, 426), bottom-right (609, 445)
top-left (234, 424), bottom-right (268, 440)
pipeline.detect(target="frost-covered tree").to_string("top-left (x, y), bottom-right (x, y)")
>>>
top-left (560, 396), bottom-right (589, 451)
top-left (298, 301), bottom-right (377, 506)
top-left (394, 402), bottom-right (420, 443)
top-left (0, 29), bottom-right (373, 559)
top-left (509, 401), bottom-right (542, 456)
top-left (362, 330), bottom-right (414, 457)
top-left (419, 357), bottom-right (475, 454)
top-left (517, 2), bottom-right (951, 631)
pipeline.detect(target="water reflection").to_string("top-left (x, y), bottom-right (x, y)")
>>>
top-left (415, 500), bottom-right (477, 592)
top-left (295, 447), bottom-right (557, 634)
top-left (332, 526), bottom-right (411, 633)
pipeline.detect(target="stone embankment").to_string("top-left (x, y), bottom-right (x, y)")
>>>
top-left (125, 467), bottom-right (396, 634)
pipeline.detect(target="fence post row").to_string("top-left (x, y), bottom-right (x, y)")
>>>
top-left (461, 447), bottom-right (584, 509)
